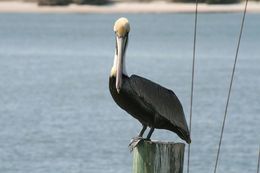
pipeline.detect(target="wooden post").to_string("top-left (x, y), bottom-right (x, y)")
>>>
top-left (132, 140), bottom-right (185, 173)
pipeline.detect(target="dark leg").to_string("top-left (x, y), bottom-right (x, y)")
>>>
top-left (146, 127), bottom-right (154, 140)
top-left (138, 125), bottom-right (147, 137)
top-left (128, 125), bottom-right (147, 152)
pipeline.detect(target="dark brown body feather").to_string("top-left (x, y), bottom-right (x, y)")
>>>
top-left (109, 74), bottom-right (191, 143)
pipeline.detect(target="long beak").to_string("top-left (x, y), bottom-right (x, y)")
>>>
top-left (116, 36), bottom-right (127, 93)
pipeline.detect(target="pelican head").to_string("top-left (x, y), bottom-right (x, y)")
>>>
top-left (112, 17), bottom-right (130, 93)
top-left (114, 17), bottom-right (130, 38)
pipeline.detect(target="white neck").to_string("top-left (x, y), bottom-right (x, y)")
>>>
top-left (110, 50), bottom-right (128, 77)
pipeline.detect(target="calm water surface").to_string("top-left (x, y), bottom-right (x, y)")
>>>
top-left (0, 13), bottom-right (259, 173)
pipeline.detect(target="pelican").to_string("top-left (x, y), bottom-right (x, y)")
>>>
top-left (109, 17), bottom-right (191, 147)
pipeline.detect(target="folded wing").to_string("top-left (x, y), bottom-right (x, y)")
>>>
top-left (128, 75), bottom-right (190, 137)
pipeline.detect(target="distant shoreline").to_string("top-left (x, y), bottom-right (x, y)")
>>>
top-left (0, 1), bottom-right (260, 13)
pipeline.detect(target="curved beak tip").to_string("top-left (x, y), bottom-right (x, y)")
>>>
top-left (115, 81), bottom-right (121, 93)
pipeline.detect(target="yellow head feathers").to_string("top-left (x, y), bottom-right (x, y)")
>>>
top-left (114, 17), bottom-right (130, 37)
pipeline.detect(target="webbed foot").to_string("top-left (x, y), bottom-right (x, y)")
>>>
top-left (128, 137), bottom-right (150, 152)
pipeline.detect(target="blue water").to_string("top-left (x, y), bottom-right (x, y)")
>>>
top-left (0, 13), bottom-right (259, 173)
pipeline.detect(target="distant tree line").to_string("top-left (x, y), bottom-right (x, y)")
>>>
top-left (172, 0), bottom-right (241, 4)
top-left (174, 0), bottom-right (239, 4)
top-left (38, 0), bottom-right (250, 6)
top-left (139, 0), bottom-right (241, 4)
top-left (38, 0), bottom-right (110, 6)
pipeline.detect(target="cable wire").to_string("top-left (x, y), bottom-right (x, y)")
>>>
top-left (187, 1), bottom-right (198, 173)
top-left (213, 1), bottom-right (248, 173)
top-left (257, 145), bottom-right (260, 173)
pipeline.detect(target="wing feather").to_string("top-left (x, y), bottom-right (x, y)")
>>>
top-left (128, 75), bottom-right (189, 132)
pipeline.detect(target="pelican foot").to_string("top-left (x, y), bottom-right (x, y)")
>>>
top-left (128, 137), bottom-right (151, 152)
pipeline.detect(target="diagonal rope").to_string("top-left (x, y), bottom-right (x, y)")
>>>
top-left (213, 1), bottom-right (248, 173)
top-left (187, 0), bottom-right (198, 173)
top-left (257, 145), bottom-right (260, 173)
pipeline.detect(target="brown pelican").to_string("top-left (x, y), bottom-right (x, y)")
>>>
top-left (109, 17), bottom-right (191, 147)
